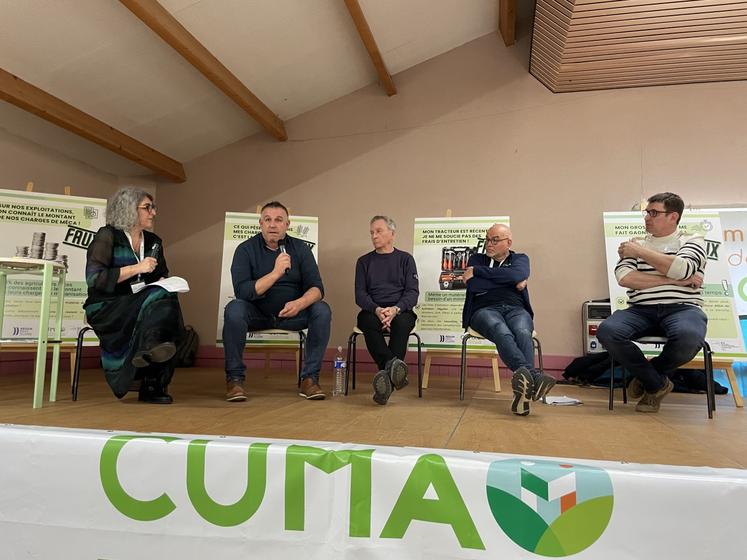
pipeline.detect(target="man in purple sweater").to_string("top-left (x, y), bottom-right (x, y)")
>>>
top-left (355, 216), bottom-right (419, 405)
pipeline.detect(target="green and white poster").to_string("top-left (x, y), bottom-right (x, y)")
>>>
top-left (412, 217), bottom-right (509, 351)
top-left (0, 188), bottom-right (106, 342)
top-left (603, 210), bottom-right (746, 357)
top-left (711, 209), bottom-right (747, 350)
top-left (215, 212), bottom-right (319, 346)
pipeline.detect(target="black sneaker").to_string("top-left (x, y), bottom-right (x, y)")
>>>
top-left (386, 358), bottom-right (409, 390)
top-left (531, 370), bottom-right (557, 401)
top-left (511, 367), bottom-right (534, 416)
top-left (373, 370), bottom-right (393, 405)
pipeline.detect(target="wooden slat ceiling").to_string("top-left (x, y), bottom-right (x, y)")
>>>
top-left (530, 0), bottom-right (747, 92)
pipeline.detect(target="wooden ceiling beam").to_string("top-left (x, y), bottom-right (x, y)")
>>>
top-left (343, 0), bottom-right (397, 96)
top-left (0, 67), bottom-right (186, 183)
top-left (499, 0), bottom-right (517, 46)
top-left (120, 0), bottom-right (287, 141)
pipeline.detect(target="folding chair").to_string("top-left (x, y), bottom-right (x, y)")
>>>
top-left (345, 326), bottom-right (423, 397)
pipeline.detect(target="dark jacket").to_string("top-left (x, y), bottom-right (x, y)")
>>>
top-left (84, 225), bottom-right (167, 306)
top-left (230, 233), bottom-right (324, 317)
top-left (461, 250), bottom-right (533, 328)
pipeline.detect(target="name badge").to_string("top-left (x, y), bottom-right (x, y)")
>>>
top-left (131, 281), bottom-right (145, 293)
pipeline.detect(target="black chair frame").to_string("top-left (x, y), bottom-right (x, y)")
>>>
top-left (608, 336), bottom-right (715, 419)
top-left (345, 330), bottom-right (423, 397)
top-left (246, 329), bottom-right (306, 387)
top-left (72, 326), bottom-right (93, 401)
top-left (460, 330), bottom-right (544, 401)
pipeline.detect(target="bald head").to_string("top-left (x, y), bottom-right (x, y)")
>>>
top-left (485, 223), bottom-right (512, 259)
top-left (489, 223), bottom-right (511, 239)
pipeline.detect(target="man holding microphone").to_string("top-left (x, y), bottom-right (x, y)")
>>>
top-left (222, 201), bottom-right (331, 402)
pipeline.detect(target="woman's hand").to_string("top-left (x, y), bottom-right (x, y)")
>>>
top-left (139, 257), bottom-right (158, 274)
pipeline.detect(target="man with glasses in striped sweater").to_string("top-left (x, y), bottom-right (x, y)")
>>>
top-left (597, 192), bottom-right (708, 413)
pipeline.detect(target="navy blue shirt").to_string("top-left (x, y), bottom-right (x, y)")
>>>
top-left (461, 251), bottom-right (533, 328)
top-left (230, 233), bottom-right (324, 317)
top-left (471, 283), bottom-right (524, 311)
top-left (355, 248), bottom-right (419, 312)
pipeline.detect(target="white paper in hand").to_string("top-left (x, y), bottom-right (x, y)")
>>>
top-left (132, 276), bottom-right (190, 294)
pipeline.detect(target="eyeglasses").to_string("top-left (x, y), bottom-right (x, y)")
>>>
top-left (642, 209), bottom-right (672, 218)
top-left (138, 203), bottom-right (157, 213)
top-left (485, 236), bottom-right (509, 245)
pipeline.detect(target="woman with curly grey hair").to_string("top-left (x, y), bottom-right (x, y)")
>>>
top-left (84, 187), bottom-right (183, 404)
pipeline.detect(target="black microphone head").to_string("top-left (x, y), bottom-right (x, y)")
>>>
top-left (278, 237), bottom-right (289, 273)
top-left (149, 242), bottom-right (161, 259)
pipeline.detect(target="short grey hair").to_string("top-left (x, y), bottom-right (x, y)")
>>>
top-left (106, 187), bottom-right (153, 231)
top-left (370, 215), bottom-right (396, 232)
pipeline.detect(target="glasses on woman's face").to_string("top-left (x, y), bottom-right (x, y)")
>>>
top-left (642, 209), bottom-right (671, 218)
top-left (486, 236), bottom-right (509, 245)
top-left (138, 203), bottom-right (157, 213)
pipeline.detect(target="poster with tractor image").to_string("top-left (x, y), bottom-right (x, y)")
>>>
top-left (412, 216), bottom-right (509, 351)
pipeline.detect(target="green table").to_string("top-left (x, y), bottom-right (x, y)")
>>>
top-left (0, 257), bottom-right (67, 408)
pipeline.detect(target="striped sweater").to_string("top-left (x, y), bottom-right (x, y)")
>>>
top-left (615, 231), bottom-right (706, 306)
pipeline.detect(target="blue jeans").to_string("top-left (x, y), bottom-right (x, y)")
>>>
top-left (223, 298), bottom-right (332, 382)
top-left (469, 305), bottom-right (534, 372)
top-left (596, 304), bottom-right (707, 393)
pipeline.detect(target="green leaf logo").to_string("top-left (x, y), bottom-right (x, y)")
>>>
top-left (486, 459), bottom-right (613, 556)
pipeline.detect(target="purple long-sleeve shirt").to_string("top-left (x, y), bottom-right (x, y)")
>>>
top-left (355, 248), bottom-right (419, 313)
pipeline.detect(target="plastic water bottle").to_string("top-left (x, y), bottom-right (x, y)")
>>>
top-left (333, 346), bottom-right (346, 397)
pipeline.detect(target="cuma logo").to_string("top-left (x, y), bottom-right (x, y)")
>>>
top-left (486, 459), bottom-right (613, 557)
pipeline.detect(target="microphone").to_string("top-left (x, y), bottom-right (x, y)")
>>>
top-left (278, 238), bottom-right (290, 274)
top-left (148, 242), bottom-right (161, 260)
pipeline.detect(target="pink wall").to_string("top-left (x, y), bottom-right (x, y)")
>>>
top-left (4, 30), bottom-right (746, 375)
top-left (0, 126), bottom-right (158, 199)
top-left (154, 32), bottom-right (747, 361)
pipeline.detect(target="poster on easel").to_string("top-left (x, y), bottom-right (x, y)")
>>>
top-left (603, 210), bottom-right (746, 358)
top-left (710, 209), bottom-right (747, 350)
top-left (0, 188), bottom-right (106, 342)
top-left (215, 212), bottom-right (319, 347)
top-left (411, 216), bottom-right (509, 351)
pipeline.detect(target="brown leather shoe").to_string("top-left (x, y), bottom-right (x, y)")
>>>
top-left (628, 377), bottom-right (644, 400)
top-left (299, 377), bottom-right (325, 400)
top-left (635, 378), bottom-right (674, 413)
top-left (226, 380), bottom-right (247, 402)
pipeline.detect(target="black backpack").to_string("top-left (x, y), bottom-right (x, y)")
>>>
top-left (174, 325), bottom-right (199, 368)
top-left (564, 353), bottom-right (729, 395)
top-left (562, 352), bottom-right (611, 385)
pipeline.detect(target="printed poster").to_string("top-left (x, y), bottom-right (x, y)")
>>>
top-left (710, 209), bottom-right (747, 348)
top-left (412, 217), bottom-right (509, 351)
top-left (215, 212), bottom-right (319, 346)
top-left (0, 188), bottom-right (106, 342)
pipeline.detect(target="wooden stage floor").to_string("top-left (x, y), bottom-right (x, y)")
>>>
top-left (2, 367), bottom-right (746, 469)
